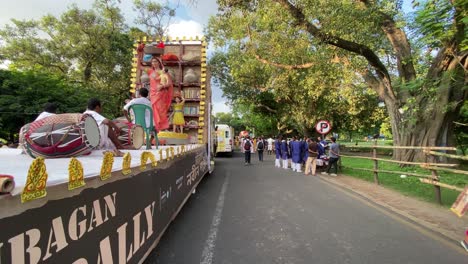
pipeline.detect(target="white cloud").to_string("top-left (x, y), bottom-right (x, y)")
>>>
top-left (167, 20), bottom-right (204, 38)
top-left (212, 101), bottom-right (231, 114)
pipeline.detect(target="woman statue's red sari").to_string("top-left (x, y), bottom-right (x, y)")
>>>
top-left (147, 57), bottom-right (173, 131)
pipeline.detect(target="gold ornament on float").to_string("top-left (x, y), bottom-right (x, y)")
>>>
top-left (100, 151), bottom-right (114, 181)
top-left (22, 157), bottom-right (48, 203)
top-left (68, 158), bottom-right (85, 190)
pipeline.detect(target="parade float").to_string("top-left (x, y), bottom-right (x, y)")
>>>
top-left (0, 36), bottom-right (213, 264)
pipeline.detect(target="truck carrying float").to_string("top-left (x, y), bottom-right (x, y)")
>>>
top-left (0, 36), bottom-right (213, 264)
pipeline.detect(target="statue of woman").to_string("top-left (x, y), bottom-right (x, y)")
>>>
top-left (147, 57), bottom-right (173, 131)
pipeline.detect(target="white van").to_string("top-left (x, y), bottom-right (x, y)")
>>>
top-left (215, 124), bottom-right (234, 156)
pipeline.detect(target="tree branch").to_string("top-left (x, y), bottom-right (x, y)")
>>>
top-left (273, 0), bottom-right (390, 82)
top-left (253, 53), bottom-right (314, 69)
top-left (256, 103), bottom-right (277, 113)
top-left (245, 20), bottom-right (314, 69)
top-left (358, 0), bottom-right (416, 83)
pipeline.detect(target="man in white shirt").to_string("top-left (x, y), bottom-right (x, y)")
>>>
top-left (35, 102), bottom-right (57, 121)
top-left (84, 98), bottom-right (132, 155)
top-left (267, 136), bottom-right (274, 155)
top-left (123, 88), bottom-right (152, 127)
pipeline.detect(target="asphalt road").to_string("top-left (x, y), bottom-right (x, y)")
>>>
top-left (144, 151), bottom-right (467, 264)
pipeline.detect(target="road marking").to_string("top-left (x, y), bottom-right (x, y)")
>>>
top-left (200, 174), bottom-right (229, 264)
top-left (319, 178), bottom-right (468, 255)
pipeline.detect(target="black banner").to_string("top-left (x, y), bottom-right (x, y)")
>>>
top-left (0, 148), bottom-right (209, 264)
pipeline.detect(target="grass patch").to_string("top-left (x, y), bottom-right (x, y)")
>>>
top-left (340, 156), bottom-right (468, 207)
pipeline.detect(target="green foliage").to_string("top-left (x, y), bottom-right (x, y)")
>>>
top-left (0, 70), bottom-right (96, 141)
top-left (208, 43), bottom-right (386, 138)
top-left (380, 117), bottom-right (393, 139)
top-left (455, 100), bottom-right (468, 155)
top-left (413, 0), bottom-right (467, 50)
top-left (0, 2), bottom-right (132, 84)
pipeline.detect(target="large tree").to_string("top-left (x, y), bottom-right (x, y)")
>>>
top-left (208, 21), bottom-right (386, 138)
top-left (0, 0), bottom-right (133, 117)
top-left (209, 0), bottom-right (467, 161)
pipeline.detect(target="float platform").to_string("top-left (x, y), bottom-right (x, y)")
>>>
top-left (0, 145), bottom-right (211, 264)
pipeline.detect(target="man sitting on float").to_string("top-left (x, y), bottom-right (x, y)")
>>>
top-left (84, 98), bottom-right (133, 156)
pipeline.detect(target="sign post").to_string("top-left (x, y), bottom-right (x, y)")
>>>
top-left (315, 120), bottom-right (332, 138)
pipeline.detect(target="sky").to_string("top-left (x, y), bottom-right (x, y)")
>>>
top-left (0, 0), bottom-right (232, 114)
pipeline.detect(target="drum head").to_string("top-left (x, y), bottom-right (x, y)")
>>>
top-left (84, 116), bottom-right (100, 148)
top-left (132, 126), bottom-right (145, 149)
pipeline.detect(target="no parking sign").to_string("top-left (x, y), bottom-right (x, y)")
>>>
top-left (315, 120), bottom-right (332, 135)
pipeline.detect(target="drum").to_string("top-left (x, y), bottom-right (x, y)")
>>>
top-left (18, 123), bottom-right (30, 153)
top-left (23, 113), bottom-right (100, 158)
top-left (113, 120), bottom-right (145, 149)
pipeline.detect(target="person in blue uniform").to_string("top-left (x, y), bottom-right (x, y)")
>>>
top-left (275, 135), bottom-right (282, 168)
top-left (281, 137), bottom-right (289, 169)
top-left (291, 137), bottom-right (303, 172)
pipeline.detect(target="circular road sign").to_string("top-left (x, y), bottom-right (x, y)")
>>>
top-left (315, 120), bottom-right (332, 135)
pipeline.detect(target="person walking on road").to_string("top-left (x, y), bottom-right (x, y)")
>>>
top-left (322, 137), bottom-right (340, 176)
top-left (267, 136), bottom-right (274, 155)
top-left (243, 136), bottom-right (252, 165)
top-left (274, 135), bottom-right (282, 168)
top-left (305, 138), bottom-right (318, 176)
top-left (257, 136), bottom-right (266, 162)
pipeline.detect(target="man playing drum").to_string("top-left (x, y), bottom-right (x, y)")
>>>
top-left (84, 98), bottom-right (133, 156)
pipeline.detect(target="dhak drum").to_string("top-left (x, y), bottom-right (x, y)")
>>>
top-left (113, 120), bottom-right (145, 149)
top-left (23, 113), bottom-right (100, 158)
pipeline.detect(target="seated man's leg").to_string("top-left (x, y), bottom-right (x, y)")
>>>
top-left (107, 124), bottom-right (135, 150)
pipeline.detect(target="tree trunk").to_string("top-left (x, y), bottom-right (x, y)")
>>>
top-left (84, 61), bottom-right (92, 83)
top-left (386, 51), bottom-right (467, 162)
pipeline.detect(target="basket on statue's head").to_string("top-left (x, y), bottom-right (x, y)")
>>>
top-left (183, 68), bottom-right (199, 83)
top-left (144, 42), bottom-right (165, 55)
top-left (182, 52), bottom-right (201, 61)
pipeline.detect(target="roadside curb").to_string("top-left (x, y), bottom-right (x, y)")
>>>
top-left (318, 175), bottom-right (464, 245)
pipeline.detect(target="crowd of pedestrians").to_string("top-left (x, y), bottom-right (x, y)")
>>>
top-left (239, 134), bottom-right (340, 175)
